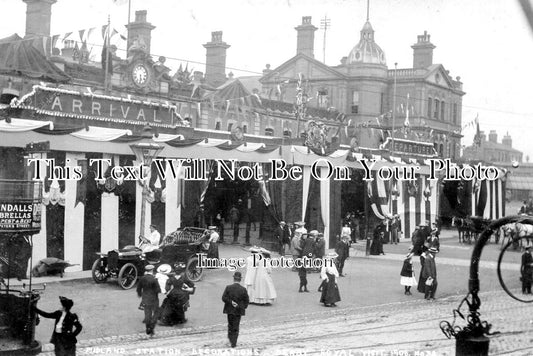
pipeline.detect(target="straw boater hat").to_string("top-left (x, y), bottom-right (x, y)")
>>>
top-left (208, 226), bottom-right (217, 230)
top-left (249, 246), bottom-right (261, 253)
top-left (428, 247), bottom-right (439, 254)
top-left (295, 221), bottom-right (305, 226)
top-left (157, 264), bottom-right (172, 274)
top-left (309, 230), bottom-right (319, 236)
top-left (325, 252), bottom-right (339, 259)
top-left (145, 264), bottom-right (155, 271)
top-left (259, 247), bottom-right (272, 256)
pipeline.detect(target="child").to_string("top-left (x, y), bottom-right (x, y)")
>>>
top-left (298, 265), bottom-right (309, 292)
top-left (400, 252), bottom-right (417, 295)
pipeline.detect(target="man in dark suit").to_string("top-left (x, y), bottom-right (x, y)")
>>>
top-left (521, 246), bottom-right (533, 294)
top-left (136, 264), bottom-right (161, 336)
top-left (222, 271), bottom-right (249, 348)
top-left (335, 235), bottom-right (350, 276)
top-left (275, 221), bottom-right (288, 256)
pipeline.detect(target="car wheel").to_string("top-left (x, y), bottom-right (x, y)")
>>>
top-left (118, 263), bottom-right (138, 290)
top-left (186, 256), bottom-right (203, 282)
top-left (91, 258), bottom-right (109, 283)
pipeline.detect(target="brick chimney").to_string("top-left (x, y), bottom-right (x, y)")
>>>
top-left (411, 31), bottom-right (435, 69)
top-left (502, 132), bottom-right (512, 147)
top-left (203, 31), bottom-right (230, 87)
top-left (295, 16), bottom-right (317, 58)
top-left (23, 0), bottom-right (57, 56)
top-left (479, 131), bottom-right (486, 143)
top-left (488, 130), bottom-right (498, 144)
top-left (126, 10), bottom-right (156, 57)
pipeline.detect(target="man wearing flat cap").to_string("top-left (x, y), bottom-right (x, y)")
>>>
top-left (35, 296), bottom-right (82, 356)
top-left (222, 271), bottom-right (249, 348)
top-left (137, 264), bottom-right (161, 336)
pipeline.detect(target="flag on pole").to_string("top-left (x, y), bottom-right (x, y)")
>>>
top-left (473, 114), bottom-right (481, 147)
top-left (404, 93), bottom-right (410, 127)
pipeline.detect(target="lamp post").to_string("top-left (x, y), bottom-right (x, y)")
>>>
top-left (130, 142), bottom-right (164, 241)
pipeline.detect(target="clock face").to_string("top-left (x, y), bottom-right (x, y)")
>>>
top-left (132, 64), bottom-right (148, 86)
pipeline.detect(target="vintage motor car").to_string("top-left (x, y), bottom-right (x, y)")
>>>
top-left (91, 227), bottom-right (210, 289)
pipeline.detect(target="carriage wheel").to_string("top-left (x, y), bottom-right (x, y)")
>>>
top-left (186, 256), bottom-right (203, 282)
top-left (118, 263), bottom-right (138, 290)
top-left (91, 258), bottom-right (109, 283)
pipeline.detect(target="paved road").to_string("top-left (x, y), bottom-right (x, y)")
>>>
top-left (38, 290), bottom-right (533, 355)
top-left (20, 231), bottom-right (529, 355)
top-left (4, 228), bottom-right (529, 355)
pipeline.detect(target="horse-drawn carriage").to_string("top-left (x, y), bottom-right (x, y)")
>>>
top-left (452, 216), bottom-right (492, 244)
top-left (91, 227), bottom-right (210, 289)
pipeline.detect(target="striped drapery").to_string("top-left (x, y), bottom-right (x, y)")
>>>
top-left (471, 179), bottom-right (504, 220)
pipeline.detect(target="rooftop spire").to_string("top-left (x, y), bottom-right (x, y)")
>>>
top-left (366, 0), bottom-right (370, 21)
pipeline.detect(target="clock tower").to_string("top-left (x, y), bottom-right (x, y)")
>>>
top-left (126, 10), bottom-right (156, 58)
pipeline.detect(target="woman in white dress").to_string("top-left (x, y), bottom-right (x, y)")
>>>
top-left (244, 247), bottom-right (277, 305)
top-left (400, 252), bottom-right (417, 295)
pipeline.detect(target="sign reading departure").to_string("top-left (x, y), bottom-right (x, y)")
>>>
top-left (0, 201), bottom-right (41, 232)
top-left (31, 87), bottom-right (184, 126)
top-left (382, 137), bottom-right (437, 157)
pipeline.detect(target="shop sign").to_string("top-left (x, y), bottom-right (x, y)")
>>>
top-left (382, 138), bottom-right (437, 157)
top-left (0, 201), bottom-right (41, 232)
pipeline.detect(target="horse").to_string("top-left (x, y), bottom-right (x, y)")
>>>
top-left (501, 222), bottom-right (533, 251)
top-left (452, 216), bottom-right (468, 244)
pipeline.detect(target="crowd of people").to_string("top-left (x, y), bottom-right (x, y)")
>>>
top-left (35, 207), bottom-right (533, 351)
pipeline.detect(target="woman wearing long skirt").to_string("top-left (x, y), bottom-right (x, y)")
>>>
top-left (159, 272), bottom-right (195, 325)
top-left (400, 253), bottom-right (417, 295)
top-left (245, 247), bottom-right (277, 304)
top-left (320, 252), bottom-right (341, 307)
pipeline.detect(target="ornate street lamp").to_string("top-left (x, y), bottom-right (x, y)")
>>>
top-left (130, 142), bottom-right (164, 242)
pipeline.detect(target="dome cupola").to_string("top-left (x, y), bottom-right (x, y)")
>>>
top-left (347, 20), bottom-right (386, 66)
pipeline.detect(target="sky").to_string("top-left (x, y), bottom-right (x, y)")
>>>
top-left (2, 0), bottom-right (533, 160)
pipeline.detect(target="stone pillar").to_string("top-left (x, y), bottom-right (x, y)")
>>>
top-left (31, 153), bottom-right (47, 269)
top-left (165, 161), bottom-right (180, 235)
top-left (135, 160), bottom-right (151, 239)
top-left (100, 154), bottom-right (119, 252)
top-left (63, 153), bottom-right (85, 272)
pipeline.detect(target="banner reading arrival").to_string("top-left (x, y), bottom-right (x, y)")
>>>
top-left (31, 86), bottom-right (184, 127)
top-left (0, 201), bottom-right (41, 232)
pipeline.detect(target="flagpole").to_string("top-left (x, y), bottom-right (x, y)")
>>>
top-left (104, 15), bottom-right (110, 94)
top-left (391, 62), bottom-right (397, 153)
top-left (128, 0), bottom-right (131, 25)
